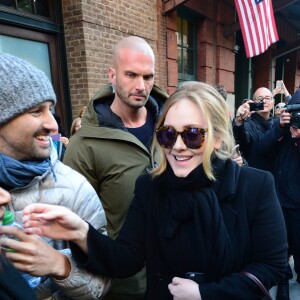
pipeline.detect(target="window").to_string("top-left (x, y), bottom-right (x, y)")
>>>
top-left (0, 34), bottom-right (52, 79)
top-left (0, 0), bottom-right (71, 133)
top-left (176, 15), bottom-right (196, 82)
top-left (0, 0), bottom-right (51, 19)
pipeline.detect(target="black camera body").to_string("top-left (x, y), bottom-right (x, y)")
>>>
top-left (285, 104), bottom-right (300, 129)
top-left (184, 272), bottom-right (204, 284)
top-left (249, 101), bottom-right (264, 111)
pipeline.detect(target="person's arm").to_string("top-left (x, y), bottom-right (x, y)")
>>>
top-left (253, 108), bottom-right (292, 155)
top-left (22, 173), bottom-right (111, 299)
top-left (23, 179), bottom-right (148, 279)
top-left (66, 184), bottom-right (148, 278)
top-left (272, 80), bottom-right (290, 99)
top-left (233, 119), bottom-right (255, 156)
top-left (51, 178), bottom-right (111, 299)
top-left (232, 102), bottom-right (253, 153)
top-left (255, 118), bottom-right (285, 154)
top-left (281, 81), bottom-right (291, 100)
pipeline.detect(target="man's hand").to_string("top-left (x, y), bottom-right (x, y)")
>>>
top-left (232, 154), bottom-right (244, 167)
top-left (23, 203), bottom-right (89, 252)
top-left (279, 110), bottom-right (291, 127)
top-left (59, 136), bottom-right (69, 147)
top-left (168, 277), bottom-right (201, 300)
top-left (0, 226), bottom-right (71, 278)
top-left (234, 101), bottom-right (252, 125)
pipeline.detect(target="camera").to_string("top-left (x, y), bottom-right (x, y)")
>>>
top-left (285, 104), bottom-right (300, 129)
top-left (249, 101), bottom-right (264, 111)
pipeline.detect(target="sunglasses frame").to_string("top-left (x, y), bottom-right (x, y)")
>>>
top-left (155, 126), bottom-right (208, 149)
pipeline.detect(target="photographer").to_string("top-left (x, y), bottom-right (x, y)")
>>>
top-left (233, 87), bottom-right (284, 172)
top-left (272, 89), bottom-right (300, 300)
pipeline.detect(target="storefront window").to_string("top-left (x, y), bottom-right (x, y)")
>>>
top-left (0, 35), bottom-right (51, 80)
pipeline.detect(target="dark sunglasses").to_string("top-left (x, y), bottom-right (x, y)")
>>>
top-left (155, 126), bottom-right (208, 149)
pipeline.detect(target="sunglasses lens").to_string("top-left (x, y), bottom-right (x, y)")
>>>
top-left (156, 127), bottom-right (177, 148)
top-left (182, 128), bottom-right (204, 149)
top-left (156, 127), bottom-right (205, 149)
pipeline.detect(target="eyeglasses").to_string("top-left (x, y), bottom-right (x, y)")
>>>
top-left (255, 96), bottom-right (273, 102)
top-left (155, 126), bottom-right (208, 149)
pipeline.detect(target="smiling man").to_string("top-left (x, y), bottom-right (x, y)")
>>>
top-left (0, 53), bottom-right (110, 299)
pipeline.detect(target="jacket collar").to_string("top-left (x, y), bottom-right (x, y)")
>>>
top-left (212, 159), bottom-right (241, 203)
top-left (82, 83), bottom-right (168, 129)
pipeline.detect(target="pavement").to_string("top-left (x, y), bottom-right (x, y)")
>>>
top-left (269, 257), bottom-right (300, 299)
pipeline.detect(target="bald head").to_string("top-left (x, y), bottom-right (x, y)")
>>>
top-left (253, 87), bottom-right (272, 100)
top-left (252, 87), bottom-right (274, 116)
top-left (112, 36), bottom-right (155, 67)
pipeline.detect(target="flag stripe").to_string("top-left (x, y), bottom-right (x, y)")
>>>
top-left (256, 1), bottom-right (267, 52)
top-left (257, 1), bottom-right (267, 52)
top-left (234, 0), bottom-right (279, 58)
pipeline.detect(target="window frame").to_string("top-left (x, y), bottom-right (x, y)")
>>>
top-left (0, 0), bottom-right (72, 134)
top-left (177, 10), bottom-right (197, 83)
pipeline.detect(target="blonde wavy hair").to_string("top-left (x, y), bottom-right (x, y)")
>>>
top-left (151, 81), bottom-right (235, 180)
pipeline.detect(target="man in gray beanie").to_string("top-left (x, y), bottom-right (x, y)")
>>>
top-left (0, 54), bottom-right (57, 126)
top-left (0, 53), bottom-right (110, 299)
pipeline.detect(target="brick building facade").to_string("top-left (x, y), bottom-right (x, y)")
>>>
top-left (61, 0), bottom-right (300, 122)
top-left (60, 0), bottom-right (238, 118)
top-left (62, 0), bottom-right (169, 118)
top-left (0, 0), bottom-right (300, 130)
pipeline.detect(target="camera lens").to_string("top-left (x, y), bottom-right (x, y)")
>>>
top-left (291, 112), bottom-right (300, 129)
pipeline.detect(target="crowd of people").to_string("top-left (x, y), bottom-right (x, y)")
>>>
top-left (0, 35), bottom-right (299, 300)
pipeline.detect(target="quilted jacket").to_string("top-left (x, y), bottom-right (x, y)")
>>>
top-left (10, 147), bottom-right (111, 299)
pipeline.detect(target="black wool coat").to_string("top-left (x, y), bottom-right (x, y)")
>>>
top-left (71, 160), bottom-right (287, 300)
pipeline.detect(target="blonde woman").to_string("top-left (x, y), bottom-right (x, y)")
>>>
top-left (23, 82), bottom-right (287, 300)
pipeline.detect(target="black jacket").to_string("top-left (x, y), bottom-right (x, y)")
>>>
top-left (272, 89), bottom-right (300, 207)
top-left (70, 160), bottom-right (287, 299)
top-left (0, 256), bottom-right (37, 300)
top-left (233, 113), bottom-right (283, 172)
top-left (273, 132), bottom-right (300, 208)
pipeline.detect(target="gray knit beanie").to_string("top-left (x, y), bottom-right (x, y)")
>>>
top-left (0, 53), bottom-right (57, 125)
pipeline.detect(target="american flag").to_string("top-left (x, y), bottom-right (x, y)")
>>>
top-left (234, 0), bottom-right (279, 58)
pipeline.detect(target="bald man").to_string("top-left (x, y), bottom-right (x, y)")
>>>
top-left (232, 87), bottom-right (285, 171)
top-left (64, 36), bottom-right (168, 300)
